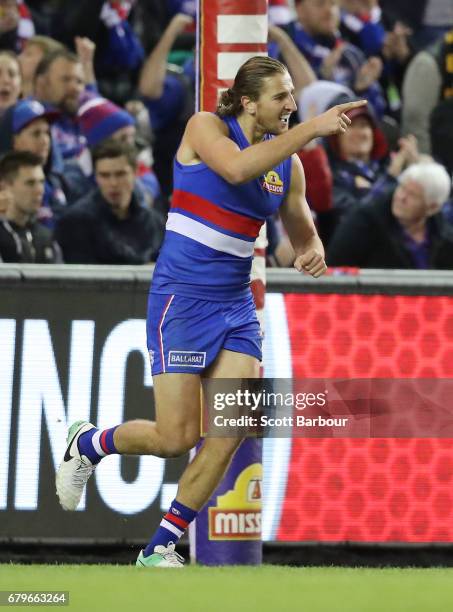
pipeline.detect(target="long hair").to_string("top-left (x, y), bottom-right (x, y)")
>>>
top-left (216, 56), bottom-right (288, 118)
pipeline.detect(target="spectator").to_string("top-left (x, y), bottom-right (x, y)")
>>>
top-left (327, 161), bottom-right (453, 269)
top-left (166, 0), bottom-right (196, 18)
top-left (0, 174), bottom-right (12, 217)
top-left (132, 0), bottom-right (169, 55)
top-left (0, 97), bottom-right (69, 228)
top-left (282, 0), bottom-right (387, 117)
top-left (18, 35), bottom-right (65, 97)
top-left (0, 50), bottom-right (21, 116)
top-left (299, 80), bottom-right (424, 242)
top-left (380, 0), bottom-right (453, 51)
top-left (55, 140), bottom-right (164, 264)
top-left (125, 98), bottom-right (153, 145)
top-left (340, 0), bottom-right (387, 57)
top-left (324, 95), bottom-right (423, 239)
top-left (0, 150), bottom-right (62, 263)
top-left (51, 0), bottom-right (144, 105)
top-left (340, 0), bottom-right (413, 117)
top-left (65, 95), bottom-right (161, 209)
top-left (296, 80), bottom-right (349, 219)
top-left (269, 0), bottom-right (292, 26)
top-left (96, 0), bottom-right (144, 74)
top-left (268, 24), bottom-right (317, 97)
top-left (340, 0), bottom-right (411, 60)
top-left (33, 48), bottom-right (86, 160)
top-left (402, 29), bottom-right (453, 164)
top-left (0, 0), bottom-right (34, 53)
top-left (266, 214), bottom-right (296, 267)
top-left (73, 36), bottom-right (97, 90)
top-left (139, 13), bottom-right (195, 195)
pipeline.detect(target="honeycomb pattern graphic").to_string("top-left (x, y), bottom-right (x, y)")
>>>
top-left (277, 294), bottom-right (453, 542)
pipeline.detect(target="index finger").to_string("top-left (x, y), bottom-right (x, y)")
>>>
top-left (335, 99), bottom-right (368, 112)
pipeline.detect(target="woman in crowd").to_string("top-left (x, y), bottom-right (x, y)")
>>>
top-left (0, 50), bottom-right (21, 116)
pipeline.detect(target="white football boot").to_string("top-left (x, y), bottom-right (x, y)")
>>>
top-left (56, 420), bottom-right (97, 511)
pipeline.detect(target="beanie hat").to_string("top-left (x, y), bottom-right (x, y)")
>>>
top-left (297, 80), bottom-right (355, 121)
top-left (78, 96), bottom-right (135, 147)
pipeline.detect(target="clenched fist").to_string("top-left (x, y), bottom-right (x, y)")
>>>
top-left (294, 249), bottom-right (327, 278)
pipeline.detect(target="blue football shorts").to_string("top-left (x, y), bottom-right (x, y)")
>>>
top-left (146, 292), bottom-right (263, 375)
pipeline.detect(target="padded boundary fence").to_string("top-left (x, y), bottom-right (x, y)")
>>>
top-left (1, 266), bottom-right (453, 565)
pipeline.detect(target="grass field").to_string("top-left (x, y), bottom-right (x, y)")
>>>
top-left (1, 565), bottom-right (453, 612)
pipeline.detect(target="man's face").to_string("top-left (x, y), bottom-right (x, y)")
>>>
top-left (0, 179), bottom-right (12, 215)
top-left (95, 155), bottom-right (135, 216)
top-left (338, 116), bottom-right (374, 161)
top-left (8, 165), bottom-right (45, 217)
top-left (0, 0), bottom-right (19, 33)
top-left (111, 125), bottom-right (136, 146)
top-left (18, 43), bottom-right (44, 83)
top-left (296, 0), bottom-right (340, 37)
top-left (392, 179), bottom-right (430, 223)
top-left (42, 57), bottom-right (84, 114)
top-left (252, 71), bottom-right (297, 136)
top-left (14, 118), bottom-right (51, 164)
top-left (0, 53), bottom-right (21, 113)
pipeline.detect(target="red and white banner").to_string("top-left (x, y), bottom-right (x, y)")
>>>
top-left (197, 0), bottom-right (268, 113)
top-left (196, 0), bottom-right (269, 325)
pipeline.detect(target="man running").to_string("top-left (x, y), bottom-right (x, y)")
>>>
top-left (56, 56), bottom-right (366, 567)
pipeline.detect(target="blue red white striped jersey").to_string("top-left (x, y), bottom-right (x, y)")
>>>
top-left (151, 115), bottom-right (293, 300)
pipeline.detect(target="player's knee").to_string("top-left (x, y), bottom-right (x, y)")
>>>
top-left (159, 429), bottom-right (200, 458)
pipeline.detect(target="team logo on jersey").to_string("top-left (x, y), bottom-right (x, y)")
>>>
top-left (262, 170), bottom-right (284, 194)
top-left (208, 463), bottom-right (262, 540)
top-left (168, 350), bottom-right (206, 368)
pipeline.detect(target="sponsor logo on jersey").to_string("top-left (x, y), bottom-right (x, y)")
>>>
top-left (262, 170), bottom-right (284, 194)
top-left (168, 350), bottom-right (206, 368)
top-left (209, 463), bottom-right (262, 540)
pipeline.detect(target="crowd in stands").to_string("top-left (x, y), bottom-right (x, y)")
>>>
top-left (0, 0), bottom-right (452, 270)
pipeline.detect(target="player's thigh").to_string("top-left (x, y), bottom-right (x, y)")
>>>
top-left (206, 348), bottom-right (260, 378)
top-left (204, 351), bottom-right (257, 449)
top-left (205, 293), bottom-right (262, 379)
top-left (153, 373), bottom-right (201, 444)
top-left (147, 293), bottom-right (225, 375)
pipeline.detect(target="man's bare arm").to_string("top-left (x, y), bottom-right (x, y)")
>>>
top-left (181, 100), bottom-right (366, 185)
top-left (139, 14), bottom-right (193, 99)
top-left (279, 155), bottom-right (326, 278)
top-left (269, 25), bottom-right (317, 94)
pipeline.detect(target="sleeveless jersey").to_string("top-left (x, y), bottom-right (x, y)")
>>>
top-left (151, 115), bottom-right (293, 300)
